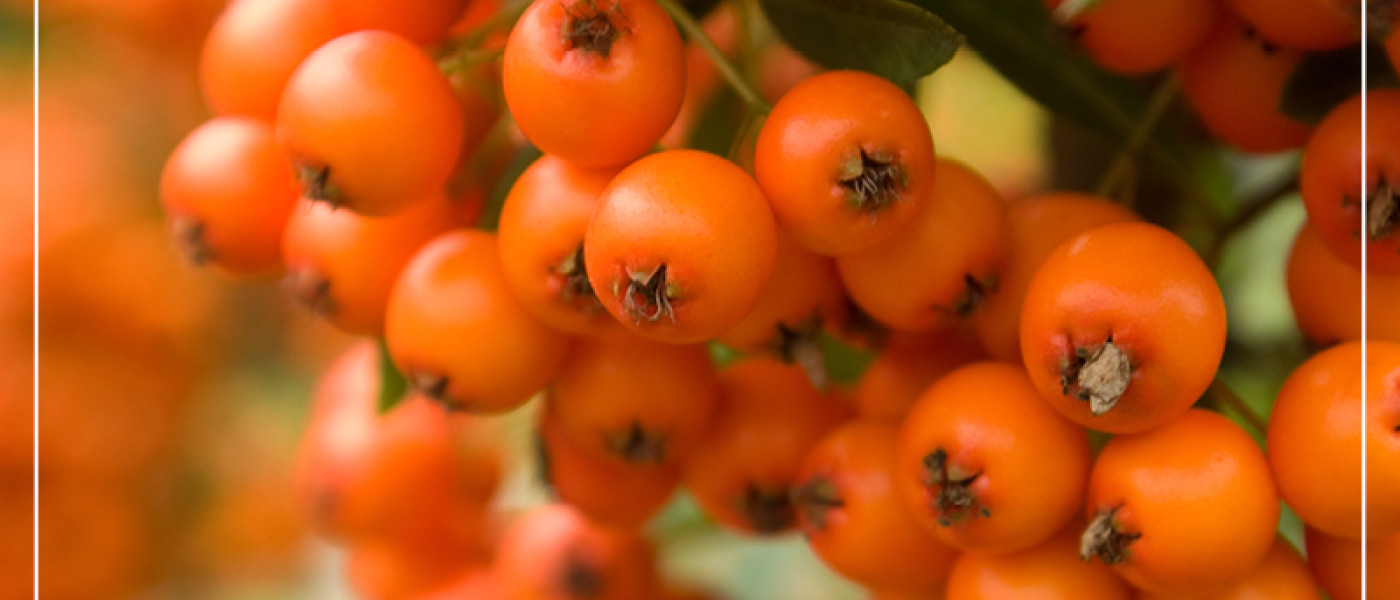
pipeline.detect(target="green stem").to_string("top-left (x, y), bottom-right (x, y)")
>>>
top-left (453, 0), bottom-right (532, 50)
top-left (439, 47), bottom-right (506, 75)
top-left (654, 0), bottom-right (772, 113)
top-left (1207, 379), bottom-right (1268, 436)
top-left (1202, 178), bottom-right (1298, 267)
top-left (1094, 74), bottom-right (1180, 203)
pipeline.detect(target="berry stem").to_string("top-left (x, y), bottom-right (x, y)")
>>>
top-left (451, 0), bottom-right (533, 50)
top-left (1094, 74), bottom-right (1179, 204)
top-left (1202, 176), bottom-right (1297, 268)
top-left (652, 0), bottom-right (772, 113)
top-left (1207, 379), bottom-right (1268, 435)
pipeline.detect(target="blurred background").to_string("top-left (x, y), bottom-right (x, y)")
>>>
top-left (15, 0), bottom-right (1312, 597)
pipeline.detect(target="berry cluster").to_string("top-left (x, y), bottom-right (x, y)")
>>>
top-left (157, 0), bottom-right (1399, 597)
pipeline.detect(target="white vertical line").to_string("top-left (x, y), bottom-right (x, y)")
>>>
top-left (1360, 5), bottom-right (1370, 595)
top-left (29, 0), bottom-right (38, 598)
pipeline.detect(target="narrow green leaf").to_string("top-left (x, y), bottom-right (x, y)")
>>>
top-left (757, 0), bottom-right (964, 86)
top-left (376, 338), bottom-right (409, 414)
top-left (1280, 41), bottom-right (1396, 125)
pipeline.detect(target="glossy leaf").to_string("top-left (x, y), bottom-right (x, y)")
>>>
top-left (758, 0), bottom-right (963, 87)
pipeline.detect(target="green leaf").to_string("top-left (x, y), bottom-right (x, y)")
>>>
top-left (817, 332), bottom-right (873, 386)
top-left (477, 143), bottom-right (543, 232)
top-left (908, 0), bottom-right (1145, 140)
top-left (912, 0), bottom-right (1233, 218)
top-left (705, 341), bottom-right (745, 368)
top-left (757, 0), bottom-right (964, 87)
top-left (376, 338), bottom-right (409, 414)
top-left (1280, 41), bottom-right (1396, 125)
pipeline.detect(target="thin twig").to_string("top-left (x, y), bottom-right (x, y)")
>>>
top-left (1094, 74), bottom-right (1180, 204)
top-left (1207, 379), bottom-right (1268, 436)
top-left (654, 0), bottom-right (772, 113)
top-left (452, 0), bottom-right (533, 50)
top-left (1202, 178), bottom-right (1299, 267)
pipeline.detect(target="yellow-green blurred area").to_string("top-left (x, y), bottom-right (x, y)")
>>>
top-left (22, 0), bottom-right (1313, 598)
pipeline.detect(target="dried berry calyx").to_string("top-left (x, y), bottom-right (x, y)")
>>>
top-left (772, 319), bottom-right (829, 389)
top-left (411, 372), bottom-right (450, 405)
top-left (620, 264), bottom-right (677, 323)
top-left (1369, 177), bottom-right (1398, 241)
top-left (921, 448), bottom-right (990, 526)
top-left (556, 242), bottom-right (599, 306)
top-left (739, 483), bottom-right (796, 534)
top-left (791, 476), bottom-right (844, 531)
top-left (562, 0), bottom-right (629, 57)
top-left (944, 273), bottom-right (998, 318)
top-left (560, 553), bottom-right (605, 597)
top-left (1061, 339), bottom-right (1133, 416)
top-left (295, 162), bottom-right (344, 206)
top-left (837, 147), bottom-right (907, 213)
top-left (605, 421), bottom-right (668, 463)
top-left (1080, 506), bottom-right (1141, 565)
top-left (288, 268), bottom-right (334, 316)
top-left (171, 216), bottom-right (213, 266)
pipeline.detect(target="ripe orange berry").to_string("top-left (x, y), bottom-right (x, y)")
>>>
top-left (755, 70), bottom-right (936, 256)
top-left (793, 419), bottom-right (959, 594)
top-left (944, 521), bottom-right (1132, 600)
top-left (715, 232), bottom-right (847, 363)
top-left (853, 330), bottom-right (987, 420)
top-left (973, 192), bottom-right (1138, 363)
top-left (159, 116), bottom-right (299, 276)
top-left (584, 150), bottom-right (777, 344)
top-left (498, 155), bottom-right (625, 338)
top-left (1267, 340), bottom-right (1400, 539)
top-left (199, 0), bottom-right (345, 119)
top-left (1020, 222), bottom-right (1226, 434)
top-left (548, 334), bottom-right (719, 465)
top-left (385, 230), bottom-right (569, 415)
top-left (281, 192), bottom-right (460, 336)
top-left (1300, 90), bottom-right (1400, 274)
top-left (1224, 0), bottom-right (1358, 50)
top-left (1287, 221), bottom-right (1400, 346)
top-left (277, 30), bottom-right (464, 216)
top-left (333, 0), bottom-right (469, 46)
top-left (897, 363), bottom-right (1091, 553)
top-left (837, 158), bottom-right (1010, 332)
top-left (420, 571), bottom-right (505, 600)
top-left (1081, 409), bottom-right (1279, 596)
top-left (494, 504), bottom-right (659, 600)
top-left (535, 407), bottom-right (679, 531)
top-left (294, 345), bottom-right (503, 547)
top-left (1306, 526), bottom-right (1400, 600)
top-left (503, 0), bottom-right (685, 168)
top-left (346, 537), bottom-right (486, 600)
top-left (1137, 537), bottom-right (1322, 600)
top-left (1048, 0), bottom-right (1217, 75)
top-left (684, 358), bottom-right (850, 535)
top-left (1179, 13), bottom-right (1314, 154)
